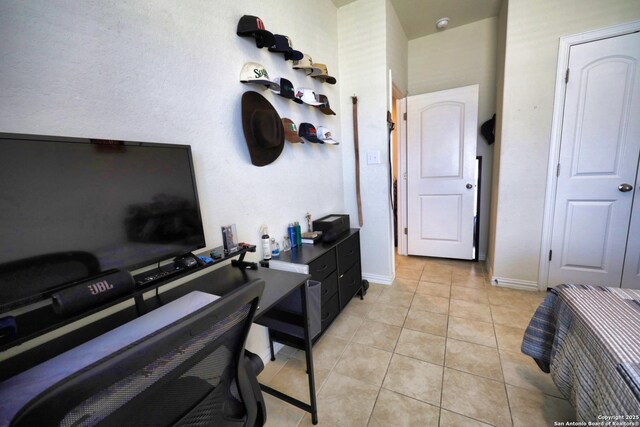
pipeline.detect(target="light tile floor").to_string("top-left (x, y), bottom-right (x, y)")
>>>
top-left (258, 256), bottom-right (576, 426)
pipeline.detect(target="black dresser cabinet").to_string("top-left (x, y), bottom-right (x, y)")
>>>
top-left (272, 229), bottom-right (363, 335)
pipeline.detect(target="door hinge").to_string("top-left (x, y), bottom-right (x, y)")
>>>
top-left (403, 112), bottom-right (407, 121)
top-left (565, 68), bottom-right (570, 83)
top-left (404, 227), bottom-right (408, 235)
top-left (556, 163), bottom-right (561, 177)
top-left (549, 250), bottom-right (553, 261)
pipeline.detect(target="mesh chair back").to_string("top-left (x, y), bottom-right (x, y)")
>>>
top-left (11, 279), bottom-right (264, 427)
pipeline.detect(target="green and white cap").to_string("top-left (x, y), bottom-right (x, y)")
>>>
top-left (282, 118), bottom-right (304, 143)
top-left (240, 62), bottom-right (280, 90)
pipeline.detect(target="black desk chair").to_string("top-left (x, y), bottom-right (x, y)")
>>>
top-left (8, 279), bottom-right (267, 427)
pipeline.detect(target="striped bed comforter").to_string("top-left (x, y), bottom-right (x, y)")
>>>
top-left (521, 284), bottom-right (640, 420)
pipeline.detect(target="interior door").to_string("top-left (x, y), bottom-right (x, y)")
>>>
top-left (548, 32), bottom-right (640, 287)
top-left (407, 85), bottom-right (478, 260)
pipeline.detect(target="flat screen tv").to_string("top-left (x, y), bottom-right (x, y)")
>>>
top-left (0, 133), bottom-right (206, 312)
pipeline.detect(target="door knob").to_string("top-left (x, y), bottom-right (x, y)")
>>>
top-left (466, 183), bottom-right (473, 189)
top-left (618, 183), bottom-right (633, 192)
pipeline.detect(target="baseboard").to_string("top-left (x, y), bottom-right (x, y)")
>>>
top-left (362, 272), bottom-right (394, 285)
top-left (491, 276), bottom-right (539, 291)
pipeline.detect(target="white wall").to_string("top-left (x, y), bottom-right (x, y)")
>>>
top-left (0, 0), bottom-right (342, 358)
top-left (338, 0), bottom-right (395, 284)
top-left (490, 0), bottom-right (640, 286)
top-left (487, 0), bottom-right (508, 278)
top-left (386, 0), bottom-right (408, 95)
top-left (408, 17), bottom-right (498, 260)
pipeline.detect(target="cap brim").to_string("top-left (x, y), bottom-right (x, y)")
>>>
top-left (304, 137), bottom-right (324, 143)
top-left (302, 99), bottom-right (323, 106)
top-left (242, 79), bottom-right (280, 90)
top-left (285, 50), bottom-right (304, 61)
top-left (238, 30), bottom-right (276, 48)
top-left (313, 75), bottom-right (337, 84)
top-left (285, 134), bottom-right (304, 143)
top-left (318, 107), bottom-right (336, 115)
top-left (322, 139), bottom-right (340, 145)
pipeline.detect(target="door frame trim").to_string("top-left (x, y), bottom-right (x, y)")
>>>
top-left (538, 19), bottom-right (640, 290)
top-left (397, 96), bottom-right (408, 255)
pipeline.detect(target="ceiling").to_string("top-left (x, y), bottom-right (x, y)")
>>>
top-left (332, 0), bottom-right (502, 40)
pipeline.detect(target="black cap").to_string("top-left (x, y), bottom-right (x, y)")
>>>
top-left (272, 77), bottom-right (302, 103)
top-left (236, 15), bottom-right (276, 49)
top-left (268, 34), bottom-right (304, 61)
top-left (298, 123), bottom-right (323, 144)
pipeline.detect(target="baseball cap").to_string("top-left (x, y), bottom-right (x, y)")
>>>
top-left (292, 54), bottom-right (315, 71)
top-left (318, 126), bottom-right (340, 145)
top-left (240, 62), bottom-right (280, 90)
top-left (282, 118), bottom-right (304, 143)
top-left (268, 35), bottom-right (304, 61)
top-left (298, 123), bottom-right (323, 143)
top-left (310, 64), bottom-right (337, 84)
top-left (316, 94), bottom-right (336, 115)
top-left (236, 15), bottom-right (276, 49)
top-left (294, 88), bottom-right (323, 106)
top-left (271, 77), bottom-right (301, 103)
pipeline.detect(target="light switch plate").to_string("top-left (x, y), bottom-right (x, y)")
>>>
top-left (367, 151), bottom-right (381, 164)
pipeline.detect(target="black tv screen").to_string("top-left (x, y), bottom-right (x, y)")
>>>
top-left (0, 134), bottom-right (206, 311)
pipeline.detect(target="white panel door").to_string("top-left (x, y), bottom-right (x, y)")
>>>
top-left (622, 156), bottom-right (640, 289)
top-left (407, 85), bottom-right (478, 259)
top-left (548, 32), bottom-right (640, 287)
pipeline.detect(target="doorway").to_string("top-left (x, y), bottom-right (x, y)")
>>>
top-left (404, 85), bottom-right (479, 260)
top-left (541, 25), bottom-right (640, 289)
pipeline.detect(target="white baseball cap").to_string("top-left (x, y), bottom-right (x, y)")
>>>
top-left (240, 62), bottom-right (280, 90)
top-left (294, 88), bottom-right (323, 106)
top-left (317, 126), bottom-right (340, 145)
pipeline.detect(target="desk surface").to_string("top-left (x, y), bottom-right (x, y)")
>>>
top-left (0, 265), bottom-right (310, 381)
top-left (271, 229), bottom-right (359, 265)
top-left (146, 264), bottom-right (310, 319)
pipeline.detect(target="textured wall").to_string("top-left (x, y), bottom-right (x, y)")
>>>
top-left (0, 0), bottom-right (342, 358)
top-left (338, 0), bottom-right (395, 283)
top-left (491, 0), bottom-right (640, 284)
top-left (386, 0), bottom-right (408, 95)
top-left (408, 17), bottom-right (498, 261)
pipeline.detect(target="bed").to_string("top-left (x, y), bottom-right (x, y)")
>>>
top-left (522, 284), bottom-right (640, 420)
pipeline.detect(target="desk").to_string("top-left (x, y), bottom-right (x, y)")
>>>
top-left (0, 265), bottom-right (319, 424)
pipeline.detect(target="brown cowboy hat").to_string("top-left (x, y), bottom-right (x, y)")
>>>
top-left (241, 91), bottom-right (284, 166)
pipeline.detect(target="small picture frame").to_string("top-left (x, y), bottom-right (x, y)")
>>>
top-left (221, 224), bottom-right (238, 254)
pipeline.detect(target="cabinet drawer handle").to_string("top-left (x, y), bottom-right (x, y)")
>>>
top-left (321, 287), bottom-right (329, 296)
top-left (339, 274), bottom-right (345, 279)
top-left (321, 311), bottom-right (333, 322)
top-left (347, 249), bottom-right (354, 255)
top-left (315, 264), bottom-right (328, 272)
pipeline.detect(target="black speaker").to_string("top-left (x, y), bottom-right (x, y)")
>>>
top-left (51, 270), bottom-right (135, 316)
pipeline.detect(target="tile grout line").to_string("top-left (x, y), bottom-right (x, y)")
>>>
top-left (438, 271), bottom-right (452, 427)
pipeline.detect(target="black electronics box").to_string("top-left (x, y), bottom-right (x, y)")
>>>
top-left (312, 214), bottom-right (349, 237)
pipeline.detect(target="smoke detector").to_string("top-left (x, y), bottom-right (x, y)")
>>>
top-left (436, 17), bottom-right (450, 30)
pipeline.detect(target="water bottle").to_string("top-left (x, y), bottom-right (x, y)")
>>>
top-left (261, 225), bottom-right (271, 260)
top-left (288, 223), bottom-right (297, 248)
top-left (294, 221), bottom-right (302, 247)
